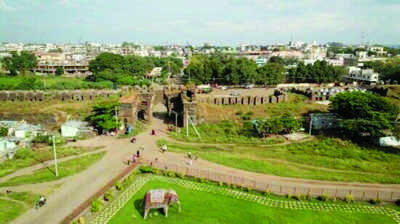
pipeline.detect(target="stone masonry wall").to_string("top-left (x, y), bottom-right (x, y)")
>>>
top-left (0, 90), bottom-right (122, 102)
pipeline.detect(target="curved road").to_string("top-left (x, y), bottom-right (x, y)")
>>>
top-left (6, 111), bottom-right (400, 224)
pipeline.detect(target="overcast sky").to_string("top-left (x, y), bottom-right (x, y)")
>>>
top-left (0, 0), bottom-right (399, 45)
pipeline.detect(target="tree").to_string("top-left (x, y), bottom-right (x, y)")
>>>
top-left (55, 66), bottom-right (64, 76)
top-left (1, 51), bottom-right (38, 75)
top-left (86, 102), bottom-right (121, 134)
top-left (256, 115), bottom-right (302, 136)
top-left (89, 53), bottom-right (124, 75)
top-left (330, 91), bottom-right (399, 139)
top-left (0, 127), bottom-right (8, 137)
top-left (268, 56), bottom-right (285, 65)
top-left (256, 63), bottom-right (285, 85)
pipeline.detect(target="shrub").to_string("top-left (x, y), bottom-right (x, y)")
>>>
top-left (369, 199), bottom-right (382, 205)
top-left (263, 189), bottom-right (271, 197)
top-left (294, 194), bottom-right (306, 201)
top-left (138, 166), bottom-right (156, 173)
top-left (166, 171), bottom-right (176, 177)
top-left (91, 199), bottom-right (102, 213)
top-left (345, 193), bottom-right (354, 203)
top-left (286, 193), bottom-right (292, 199)
top-left (176, 173), bottom-right (185, 179)
top-left (32, 134), bottom-right (50, 144)
top-left (115, 181), bottom-right (123, 191)
top-left (78, 217), bottom-right (85, 224)
top-left (305, 193), bottom-right (312, 201)
top-left (104, 190), bottom-right (113, 201)
top-left (0, 127), bottom-right (8, 136)
top-left (395, 199), bottom-right (400, 206)
top-left (317, 194), bottom-right (330, 202)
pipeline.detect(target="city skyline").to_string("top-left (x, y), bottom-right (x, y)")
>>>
top-left (0, 0), bottom-right (399, 45)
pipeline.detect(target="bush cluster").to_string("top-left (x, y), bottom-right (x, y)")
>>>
top-left (90, 199), bottom-right (102, 213)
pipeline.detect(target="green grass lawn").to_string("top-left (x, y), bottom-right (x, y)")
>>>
top-left (0, 191), bottom-right (40, 224)
top-left (159, 137), bottom-right (400, 184)
top-left (0, 76), bottom-right (113, 90)
top-left (107, 179), bottom-right (396, 224)
top-left (0, 146), bottom-right (102, 178)
top-left (0, 151), bottom-right (106, 187)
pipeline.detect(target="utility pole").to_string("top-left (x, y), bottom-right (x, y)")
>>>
top-left (52, 136), bottom-right (59, 177)
top-left (309, 117), bottom-right (313, 135)
top-left (115, 106), bottom-right (118, 132)
top-left (186, 111), bottom-right (189, 137)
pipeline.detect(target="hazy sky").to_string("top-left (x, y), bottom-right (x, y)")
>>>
top-left (0, 0), bottom-right (399, 45)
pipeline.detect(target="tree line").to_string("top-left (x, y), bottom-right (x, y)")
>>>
top-left (87, 52), bottom-right (183, 86)
top-left (183, 55), bottom-right (347, 85)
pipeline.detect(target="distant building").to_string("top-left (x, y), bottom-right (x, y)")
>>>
top-left (346, 67), bottom-right (379, 83)
top-left (356, 51), bottom-right (368, 59)
top-left (0, 137), bottom-right (17, 159)
top-left (367, 46), bottom-right (387, 56)
top-left (255, 58), bottom-right (267, 66)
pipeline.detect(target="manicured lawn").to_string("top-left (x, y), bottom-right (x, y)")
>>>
top-left (159, 137), bottom-right (400, 184)
top-left (0, 151), bottom-right (106, 187)
top-left (0, 146), bottom-right (102, 178)
top-left (0, 191), bottom-right (39, 224)
top-left (108, 180), bottom-right (396, 224)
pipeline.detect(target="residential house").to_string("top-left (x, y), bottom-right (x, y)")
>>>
top-left (61, 120), bottom-right (91, 137)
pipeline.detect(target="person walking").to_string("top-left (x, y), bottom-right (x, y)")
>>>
top-left (136, 150), bottom-right (140, 158)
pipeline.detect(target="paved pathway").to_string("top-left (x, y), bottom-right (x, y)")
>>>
top-left (5, 107), bottom-right (400, 224)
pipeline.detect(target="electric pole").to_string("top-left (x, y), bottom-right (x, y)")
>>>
top-left (52, 136), bottom-right (59, 177)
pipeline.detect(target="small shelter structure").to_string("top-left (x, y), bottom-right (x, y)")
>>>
top-left (61, 120), bottom-right (91, 137)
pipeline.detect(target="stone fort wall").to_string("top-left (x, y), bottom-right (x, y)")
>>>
top-left (196, 94), bottom-right (289, 105)
top-left (0, 90), bottom-right (122, 102)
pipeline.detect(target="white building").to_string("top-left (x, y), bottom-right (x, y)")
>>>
top-left (255, 58), bottom-right (267, 66)
top-left (346, 67), bottom-right (379, 83)
top-left (61, 120), bottom-right (91, 137)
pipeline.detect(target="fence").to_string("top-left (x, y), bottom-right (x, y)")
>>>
top-left (60, 161), bottom-right (140, 224)
top-left (142, 159), bottom-right (400, 202)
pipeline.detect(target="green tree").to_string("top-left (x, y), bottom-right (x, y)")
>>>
top-left (0, 127), bottom-right (8, 136)
top-left (330, 92), bottom-right (399, 139)
top-left (87, 102), bottom-right (121, 134)
top-left (268, 56), bottom-right (285, 65)
top-left (55, 66), bottom-right (64, 76)
top-left (88, 53), bottom-right (124, 75)
top-left (256, 63), bottom-right (285, 85)
top-left (1, 51), bottom-right (38, 75)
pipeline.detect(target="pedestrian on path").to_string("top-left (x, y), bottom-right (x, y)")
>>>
top-left (130, 137), bottom-right (136, 143)
top-left (136, 150), bottom-right (140, 158)
top-left (132, 154), bottom-right (137, 163)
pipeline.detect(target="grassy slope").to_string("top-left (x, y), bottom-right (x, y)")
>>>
top-left (0, 191), bottom-right (39, 224)
top-left (108, 180), bottom-right (395, 224)
top-left (159, 137), bottom-right (400, 184)
top-left (0, 146), bottom-right (101, 178)
top-left (0, 95), bottom-right (120, 130)
top-left (0, 151), bottom-right (106, 187)
top-left (196, 94), bottom-right (328, 123)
